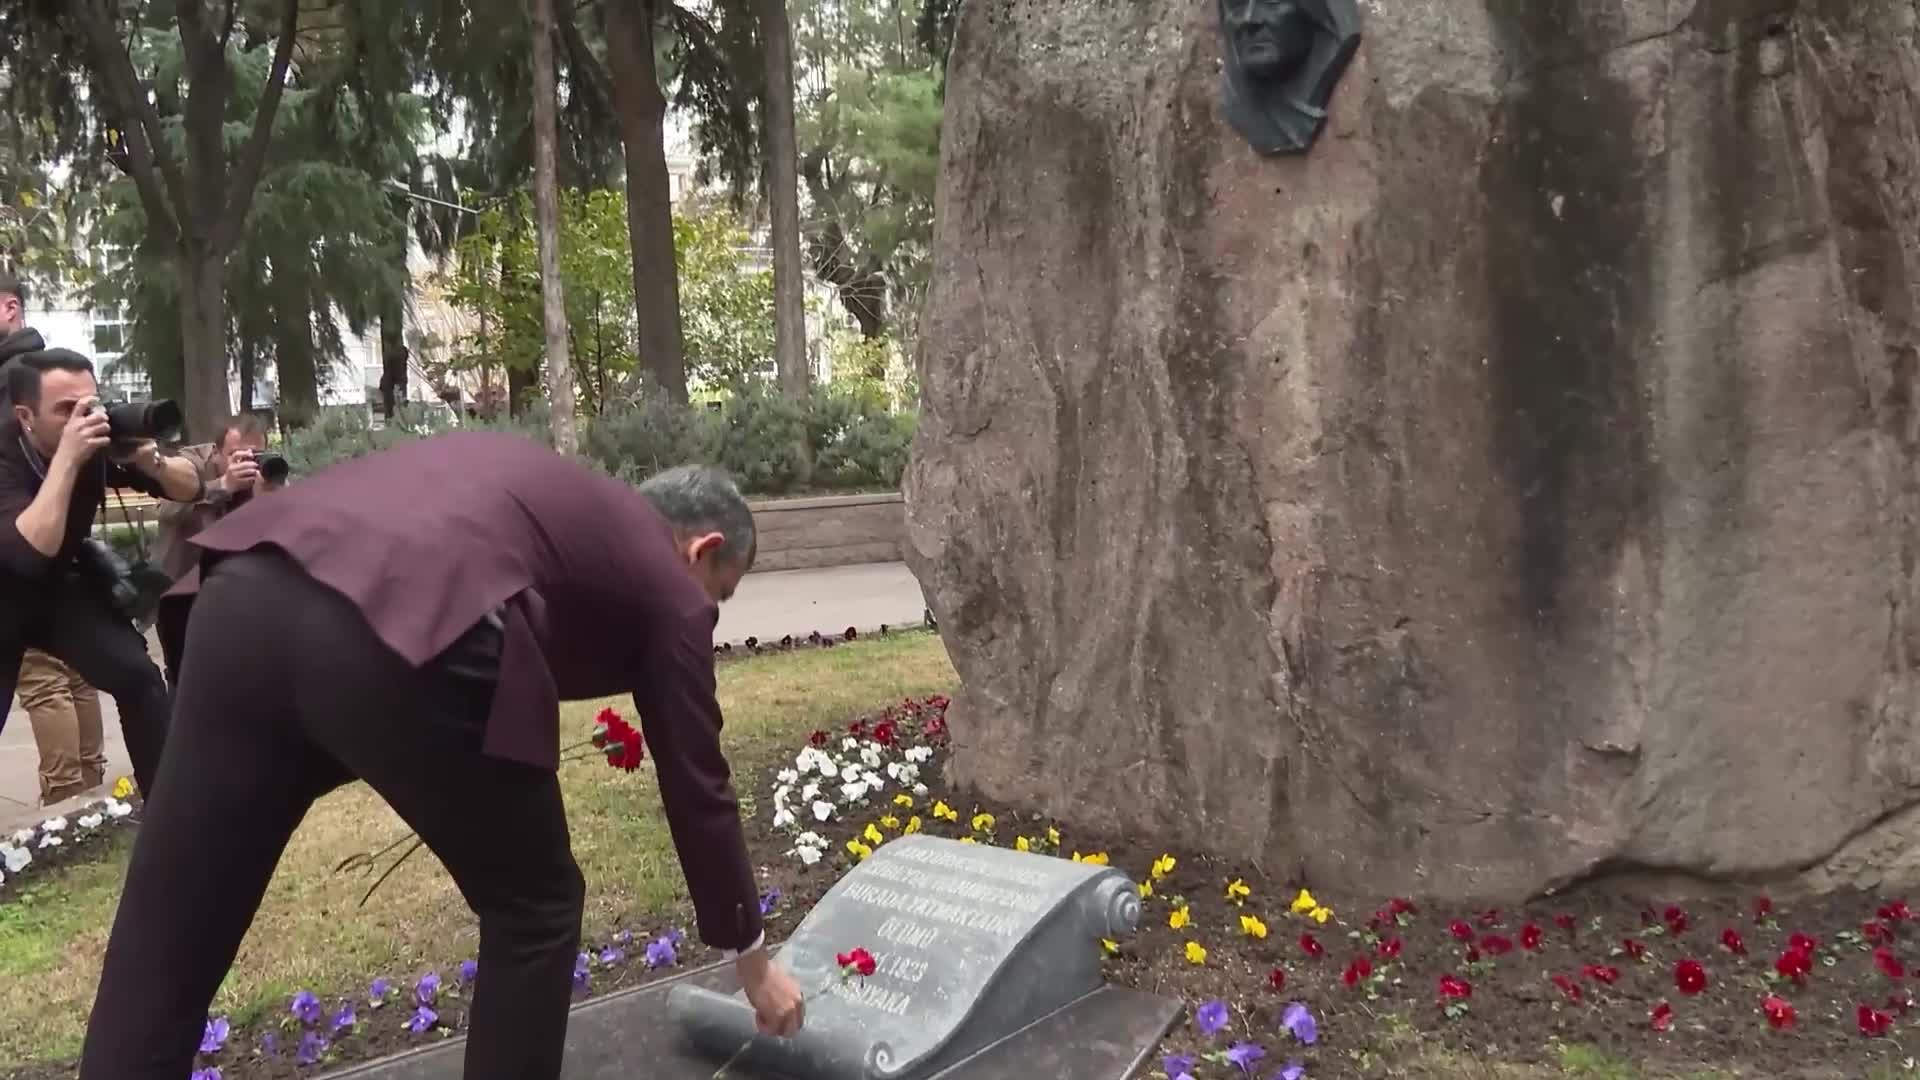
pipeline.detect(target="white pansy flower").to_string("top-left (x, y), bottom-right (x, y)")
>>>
top-left (776, 767), bottom-right (800, 785)
top-left (839, 764), bottom-right (861, 783)
top-left (794, 846), bottom-right (822, 866)
top-left (839, 781), bottom-right (869, 804)
top-left (104, 799), bottom-right (133, 818)
top-left (37, 834), bottom-right (62, 849)
top-left (773, 784), bottom-right (794, 806)
top-left (772, 807), bottom-right (797, 829)
top-left (904, 746), bottom-right (934, 764)
top-left (895, 764), bottom-right (920, 786)
top-left (812, 800), bottom-right (836, 822)
top-left (801, 781), bottom-right (821, 802)
top-left (40, 816), bottom-right (67, 833)
top-left (77, 813), bottom-right (103, 830)
top-left (860, 770), bottom-right (884, 791)
top-left (859, 745), bottom-right (883, 769)
top-left (1, 845), bottom-right (28, 873)
top-left (796, 831), bottom-right (827, 849)
top-left (841, 737), bottom-right (859, 751)
top-left (11, 830), bottom-right (32, 845)
top-left (912, 782), bottom-right (929, 797)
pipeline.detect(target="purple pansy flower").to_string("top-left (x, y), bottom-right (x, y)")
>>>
top-left (645, 934), bottom-right (678, 969)
top-left (332, 1003), bottom-right (356, 1034)
top-left (260, 1032), bottom-right (279, 1058)
top-left (458, 959), bottom-right (478, 985)
top-left (415, 972), bottom-right (440, 1007)
top-left (573, 952), bottom-right (592, 992)
top-left (406, 1005), bottom-right (438, 1034)
top-left (614, 929), bottom-right (634, 947)
top-left (199, 1016), bottom-right (229, 1054)
top-left (1277, 1063), bottom-right (1307, 1080)
top-left (368, 977), bottom-right (390, 1007)
top-left (1225, 1041), bottom-right (1265, 1073)
top-left (1194, 999), bottom-right (1229, 1037)
top-left (759, 889), bottom-right (781, 915)
top-left (190, 1070), bottom-right (222, 1080)
top-left (1280, 1002), bottom-right (1318, 1046)
top-left (290, 990), bottom-right (323, 1025)
top-left (1163, 1052), bottom-right (1197, 1077)
top-left (599, 944), bottom-right (626, 966)
top-left (295, 1031), bottom-right (327, 1067)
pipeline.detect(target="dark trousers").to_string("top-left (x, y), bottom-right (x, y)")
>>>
top-left (0, 574), bottom-right (170, 800)
top-left (79, 551), bottom-right (585, 1080)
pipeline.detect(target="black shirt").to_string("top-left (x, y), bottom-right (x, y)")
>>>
top-left (0, 416), bottom-right (166, 589)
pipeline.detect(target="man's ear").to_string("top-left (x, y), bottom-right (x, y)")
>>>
top-left (12, 403), bottom-right (31, 430)
top-left (688, 532), bottom-right (727, 563)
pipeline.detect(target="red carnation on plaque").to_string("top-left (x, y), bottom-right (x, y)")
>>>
top-left (836, 948), bottom-right (878, 978)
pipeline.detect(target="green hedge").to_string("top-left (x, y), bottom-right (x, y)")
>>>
top-left (282, 386), bottom-right (916, 498)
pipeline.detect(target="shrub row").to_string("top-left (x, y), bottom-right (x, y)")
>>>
top-left (281, 386), bottom-right (916, 498)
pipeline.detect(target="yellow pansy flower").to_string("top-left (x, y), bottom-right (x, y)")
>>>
top-left (1289, 889), bottom-right (1318, 915)
top-left (933, 800), bottom-right (959, 822)
top-left (863, 823), bottom-right (885, 846)
top-left (959, 836), bottom-right (977, 845)
top-left (1047, 826), bottom-right (1061, 847)
top-left (1139, 881), bottom-right (1154, 899)
top-left (1151, 854), bottom-right (1176, 879)
top-left (112, 776), bottom-right (135, 800)
top-left (847, 839), bottom-right (873, 860)
top-left (1184, 941), bottom-right (1207, 965)
top-left (1226, 879), bottom-right (1252, 904)
top-left (1310, 905), bottom-right (1334, 924)
top-left (1015, 836), bottom-right (1031, 852)
top-left (971, 812), bottom-right (996, 832)
top-left (1078, 852), bottom-right (1110, 866)
top-left (1102, 938), bottom-right (1119, 955)
top-left (893, 793), bottom-right (914, 808)
top-left (903, 816), bottom-right (922, 835)
top-left (1240, 914), bottom-right (1269, 939)
top-left (1169, 905), bottom-right (1191, 930)
top-left (879, 814), bottom-right (899, 830)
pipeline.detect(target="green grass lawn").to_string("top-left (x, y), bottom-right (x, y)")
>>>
top-left (0, 631), bottom-right (956, 1066)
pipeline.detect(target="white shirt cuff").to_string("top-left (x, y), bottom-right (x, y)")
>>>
top-left (722, 931), bottom-right (767, 959)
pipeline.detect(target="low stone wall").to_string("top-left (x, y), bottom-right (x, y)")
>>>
top-left (748, 492), bottom-right (905, 573)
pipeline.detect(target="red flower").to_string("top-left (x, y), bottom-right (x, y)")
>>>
top-left (1553, 913), bottom-right (1577, 933)
top-left (1775, 947), bottom-right (1812, 983)
top-left (1267, 967), bottom-right (1286, 991)
top-left (1480, 935), bottom-right (1514, 956)
top-left (1520, 923), bottom-right (1543, 951)
top-left (1299, 933), bottom-right (1325, 958)
top-left (871, 720), bottom-right (898, 747)
top-left (1622, 938), bottom-right (1649, 961)
top-left (1881, 900), bottom-right (1913, 923)
top-left (1762, 994), bottom-right (1796, 1030)
top-left (1867, 920), bottom-right (1894, 944)
top-left (1720, 928), bottom-right (1747, 955)
top-left (1663, 905), bottom-right (1690, 934)
top-left (808, 730), bottom-right (829, 747)
top-left (1448, 920), bottom-right (1474, 942)
top-left (1753, 894), bottom-right (1774, 922)
top-left (1650, 1001), bottom-right (1674, 1031)
top-left (1343, 956), bottom-right (1373, 988)
top-left (923, 714), bottom-right (949, 741)
top-left (1674, 958), bottom-right (1708, 995)
top-left (1463, 946), bottom-right (1481, 963)
top-left (848, 719), bottom-right (869, 736)
top-left (1859, 1003), bottom-right (1894, 1037)
top-left (591, 707), bottom-right (622, 743)
top-left (603, 723), bottom-right (645, 771)
top-left (1389, 897), bottom-right (1418, 916)
top-left (835, 948), bottom-right (878, 977)
top-left (1551, 973), bottom-right (1583, 1003)
top-left (1477, 908), bottom-right (1503, 928)
top-left (1376, 937), bottom-right (1403, 960)
top-left (1438, 974), bottom-right (1472, 999)
top-left (1789, 931), bottom-right (1820, 954)
top-left (1582, 964), bottom-right (1621, 985)
top-left (1876, 948), bottom-right (1906, 979)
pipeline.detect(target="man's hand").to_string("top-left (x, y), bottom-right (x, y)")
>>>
top-left (221, 449), bottom-right (262, 495)
top-left (53, 398), bottom-right (110, 473)
top-left (736, 948), bottom-right (805, 1037)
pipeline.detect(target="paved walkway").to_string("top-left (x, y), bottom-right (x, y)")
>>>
top-left (0, 562), bottom-right (929, 832)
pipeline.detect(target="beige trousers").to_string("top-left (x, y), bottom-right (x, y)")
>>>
top-left (16, 649), bottom-right (108, 804)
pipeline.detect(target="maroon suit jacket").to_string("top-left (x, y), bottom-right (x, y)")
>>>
top-left (173, 431), bottom-right (762, 949)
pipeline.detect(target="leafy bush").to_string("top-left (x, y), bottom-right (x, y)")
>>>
top-left (284, 393), bottom-right (914, 498)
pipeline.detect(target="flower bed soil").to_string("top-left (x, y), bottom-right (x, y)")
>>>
top-left (10, 691), bottom-right (1920, 1079)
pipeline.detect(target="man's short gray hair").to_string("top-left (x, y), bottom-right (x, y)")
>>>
top-left (638, 463), bottom-right (757, 567)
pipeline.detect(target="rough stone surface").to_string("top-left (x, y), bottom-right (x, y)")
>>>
top-left (903, 0), bottom-right (1920, 899)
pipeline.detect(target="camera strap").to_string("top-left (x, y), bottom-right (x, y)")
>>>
top-left (99, 478), bottom-right (154, 567)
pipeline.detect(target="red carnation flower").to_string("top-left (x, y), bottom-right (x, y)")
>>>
top-left (835, 947), bottom-right (877, 977)
top-left (1551, 973), bottom-right (1583, 1003)
top-left (604, 724), bottom-right (645, 771)
top-left (1789, 931), bottom-right (1820, 954)
top-left (1882, 900), bottom-right (1913, 923)
top-left (1463, 945), bottom-right (1481, 964)
top-left (1762, 994), bottom-right (1796, 1030)
top-left (1389, 897), bottom-right (1418, 916)
top-left (1376, 937), bottom-right (1403, 960)
top-left (1299, 933), bottom-right (1325, 958)
top-left (1267, 967), bottom-right (1286, 991)
top-left (1674, 958), bottom-right (1708, 995)
top-left (1867, 920), bottom-right (1894, 944)
top-left (1581, 964), bottom-right (1621, 985)
top-left (1438, 974), bottom-right (1472, 999)
top-left (1553, 912), bottom-right (1577, 933)
top-left (1720, 928), bottom-right (1746, 955)
top-left (1776, 947), bottom-right (1812, 983)
top-left (808, 730), bottom-right (829, 747)
top-left (1876, 948), bottom-right (1906, 979)
top-left (1664, 905), bottom-right (1690, 935)
top-left (872, 720), bottom-right (898, 747)
top-left (1480, 935), bottom-right (1514, 956)
top-left (1448, 920), bottom-right (1474, 942)
top-left (923, 714), bottom-right (949, 741)
top-left (1650, 1001), bottom-right (1674, 1031)
top-left (1343, 956), bottom-right (1373, 988)
top-left (848, 719), bottom-right (868, 736)
top-left (1753, 894), bottom-right (1775, 922)
top-left (1859, 1003), bottom-right (1894, 1037)
top-left (1520, 923), bottom-right (1543, 951)
top-left (1622, 938), bottom-right (1649, 961)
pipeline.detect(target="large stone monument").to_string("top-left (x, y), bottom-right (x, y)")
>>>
top-left (905, 0), bottom-right (1920, 898)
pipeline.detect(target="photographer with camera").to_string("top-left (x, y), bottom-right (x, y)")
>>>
top-left (0, 348), bottom-right (206, 802)
top-left (152, 414), bottom-right (287, 687)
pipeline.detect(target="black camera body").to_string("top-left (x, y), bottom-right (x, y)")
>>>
top-left (259, 452), bottom-right (290, 483)
top-left (73, 536), bottom-right (173, 628)
top-left (89, 399), bottom-right (183, 444)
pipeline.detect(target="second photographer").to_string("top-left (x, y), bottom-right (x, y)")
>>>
top-left (152, 414), bottom-right (286, 686)
top-left (0, 348), bottom-right (206, 802)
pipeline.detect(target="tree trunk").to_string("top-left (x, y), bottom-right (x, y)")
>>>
top-left (758, 0), bottom-right (810, 399)
top-left (176, 248), bottom-right (230, 438)
top-left (606, 0), bottom-right (689, 404)
top-left (529, 0), bottom-right (580, 453)
top-left (378, 287), bottom-right (409, 419)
